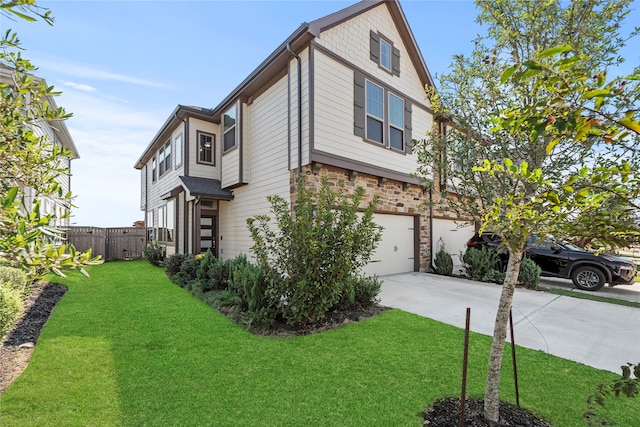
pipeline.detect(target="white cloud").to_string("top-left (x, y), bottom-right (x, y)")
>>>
top-left (61, 81), bottom-right (97, 92)
top-left (35, 56), bottom-right (171, 89)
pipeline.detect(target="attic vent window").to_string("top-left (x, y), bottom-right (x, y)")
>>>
top-left (380, 39), bottom-right (391, 71)
top-left (369, 30), bottom-right (400, 76)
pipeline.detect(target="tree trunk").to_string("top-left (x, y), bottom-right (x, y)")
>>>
top-left (484, 248), bottom-right (524, 422)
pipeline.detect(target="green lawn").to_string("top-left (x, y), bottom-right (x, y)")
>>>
top-left (1, 261), bottom-right (637, 426)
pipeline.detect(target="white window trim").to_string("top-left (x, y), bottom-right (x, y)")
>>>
top-left (388, 92), bottom-right (404, 151)
top-left (222, 102), bottom-right (238, 153)
top-left (174, 133), bottom-right (183, 168)
top-left (365, 80), bottom-right (384, 145)
top-left (380, 39), bottom-right (392, 72)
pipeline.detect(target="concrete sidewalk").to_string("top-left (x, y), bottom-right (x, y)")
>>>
top-left (378, 273), bottom-right (640, 374)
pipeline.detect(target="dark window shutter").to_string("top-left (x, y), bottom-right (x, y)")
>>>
top-left (370, 30), bottom-right (380, 64)
top-left (404, 101), bottom-right (412, 153)
top-left (392, 46), bottom-right (401, 76)
top-left (354, 71), bottom-right (365, 138)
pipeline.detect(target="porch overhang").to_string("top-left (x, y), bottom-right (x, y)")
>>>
top-left (178, 176), bottom-right (233, 201)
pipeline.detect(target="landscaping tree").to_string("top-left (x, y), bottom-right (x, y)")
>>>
top-left (412, 0), bottom-right (639, 421)
top-left (1, 0), bottom-right (100, 277)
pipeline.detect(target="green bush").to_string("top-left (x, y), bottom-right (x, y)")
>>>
top-left (352, 275), bottom-right (382, 308)
top-left (194, 251), bottom-right (233, 293)
top-left (247, 176), bottom-right (382, 326)
top-left (143, 240), bottom-right (165, 267)
top-left (483, 269), bottom-right (506, 284)
top-left (196, 250), bottom-right (216, 289)
top-left (0, 282), bottom-right (24, 336)
top-left (171, 254), bottom-right (200, 288)
top-left (462, 247), bottom-right (501, 281)
top-left (164, 253), bottom-right (185, 279)
top-left (228, 261), bottom-right (277, 329)
top-left (0, 266), bottom-right (29, 296)
top-left (434, 247), bottom-right (454, 276)
top-left (519, 257), bottom-right (542, 288)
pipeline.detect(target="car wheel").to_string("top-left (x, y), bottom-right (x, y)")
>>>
top-left (571, 266), bottom-right (606, 291)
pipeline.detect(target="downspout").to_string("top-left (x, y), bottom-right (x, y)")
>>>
top-left (144, 164), bottom-right (149, 245)
top-left (175, 111), bottom-right (188, 253)
top-left (286, 43), bottom-right (302, 175)
top-left (429, 187), bottom-right (434, 272)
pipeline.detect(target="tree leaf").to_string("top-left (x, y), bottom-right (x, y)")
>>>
top-left (538, 45), bottom-right (573, 58)
top-left (500, 65), bottom-right (519, 84)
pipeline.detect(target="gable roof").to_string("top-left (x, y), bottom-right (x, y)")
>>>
top-left (209, 0), bottom-right (435, 121)
top-left (135, 0), bottom-right (435, 168)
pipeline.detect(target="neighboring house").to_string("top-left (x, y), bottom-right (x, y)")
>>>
top-left (0, 66), bottom-right (79, 229)
top-left (134, 0), bottom-right (474, 276)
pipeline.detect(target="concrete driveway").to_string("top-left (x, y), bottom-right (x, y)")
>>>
top-left (378, 273), bottom-right (640, 374)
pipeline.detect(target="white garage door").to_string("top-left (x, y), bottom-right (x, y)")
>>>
top-left (363, 214), bottom-right (415, 277)
top-left (431, 219), bottom-right (476, 274)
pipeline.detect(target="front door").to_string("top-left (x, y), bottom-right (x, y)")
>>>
top-left (199, 213), bottom-right (217, 255)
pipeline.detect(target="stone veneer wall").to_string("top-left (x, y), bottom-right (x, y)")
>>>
top-left (291, 164), bottom-right (432, 272)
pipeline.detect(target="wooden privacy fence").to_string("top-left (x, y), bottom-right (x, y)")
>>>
top-left (67, 227), bottom-right (146, 261)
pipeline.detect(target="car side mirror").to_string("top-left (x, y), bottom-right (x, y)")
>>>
top-left (551, 245), bottom-right (562, 253)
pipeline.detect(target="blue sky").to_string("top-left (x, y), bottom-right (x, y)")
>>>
top-left (7, 0), bottom-right (640, 227)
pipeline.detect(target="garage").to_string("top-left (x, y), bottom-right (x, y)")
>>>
top-left (363, 214), bottom-right (416, 277)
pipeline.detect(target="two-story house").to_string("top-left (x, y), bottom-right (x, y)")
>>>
top-left (134, 0), bottom-right (474, 276)
top-left (0, 66), bottom-right (79, 229)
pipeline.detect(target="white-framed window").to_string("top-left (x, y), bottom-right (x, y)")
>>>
top-left (174, 134), bottom-right (182, 168)
top-left (365, 81), bottom-right (405, 150)
top-left (380, 39), bottom-right (392, 71)
top-left (198, 131), bottom-right (215, 164)
top-left (151, 156), bottom-right (157, 182)
top-left (158, 145), bottom-right (165, 176)
top-left (158, 205), bottom-right (165, 241)
top-left (165, 199), bottom-right (174, 244)
top-left (163, 139), bottom-right (171, 175)
top-left (388, 93), bottom-right (404, 150)
top-left (146, 210), bottom-right (154, 241)
top-left (223, 104), bottom-right (237, 152)
top-left (366, 80), bottom-right (384, 144)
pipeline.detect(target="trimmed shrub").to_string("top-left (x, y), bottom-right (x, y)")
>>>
top-left (483, 269), bottom-right (506, 284)
top-left (247, 176), bottom-right (382, 326)
top-left (164, 253), bottom-right (185, 279)
top-left (352, 275), bottom-right (382, 308)
top-left (519, 257), bottom-right (542, 288)
top-left (143, 240), bottom-right (165, 267)
top-left (228, 261), bottom-right (276, 329)
top-left (462, 246), bottom-right (500, 281)
top-left (0, 282), bottom-right (24, 336)
top-left (434, 247), bottom-right (454, 276)
top-left (0, 266), bottom-right (29, 296)
top-left (171, 254), bottom-right (200, 288)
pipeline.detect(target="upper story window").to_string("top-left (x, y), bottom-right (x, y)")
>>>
top-left (151, 156), bottom-right (157, 182)
top-left (198, 131), bottom-right (215, 165)
top-left (388, 93), bottom-right (404, 150)
top-left (174, 134), bottom-right (183, 167)
top-left (223, 105), bottom-right (237, 152)
top-left (369, 30), bottom-right (400, 76)
top-left (354, 71), bottom-right (412, 154)
top-left (163, 140), bottom-right (171, 175)
top-left (366, 81), bottom-right (384, 143)
top-left (158, 144), bottom-right (165, 176)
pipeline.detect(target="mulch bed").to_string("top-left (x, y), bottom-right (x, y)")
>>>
top-left (0, 282), bottom-right (66, 393)
top-left (423, 397), bottom-right (552, 427)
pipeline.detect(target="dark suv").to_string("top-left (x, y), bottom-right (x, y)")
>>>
top-left (466, 232), bottom-right (638, 291)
